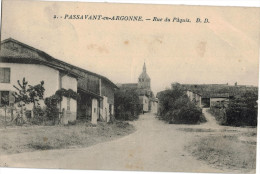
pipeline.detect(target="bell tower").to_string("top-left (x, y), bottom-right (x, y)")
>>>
top-left (138, 62), bottom-right (151, 89)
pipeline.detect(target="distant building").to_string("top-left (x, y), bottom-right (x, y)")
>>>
top-left (186, 90), bottom-right (202, 107)
top-left (119, 63), bottom-right (158, 114)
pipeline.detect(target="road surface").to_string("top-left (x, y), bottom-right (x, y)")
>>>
top-left (0, 112), bottom-right (230, 173)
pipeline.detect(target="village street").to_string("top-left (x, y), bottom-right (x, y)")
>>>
top-left (0, 111), bottom-right (248, 173)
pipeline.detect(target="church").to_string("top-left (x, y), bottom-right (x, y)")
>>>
top-left (119, 63), bottom-right (158, 114)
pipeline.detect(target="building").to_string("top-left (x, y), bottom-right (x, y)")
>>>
top-left (186, 90), bottom-right (202, 107)
top-left (209, 94), bottom-right (229, 108)
top-left (119, 63), bottom-right (158, 114)
top-left (0, 38), bottom-right (118, 124)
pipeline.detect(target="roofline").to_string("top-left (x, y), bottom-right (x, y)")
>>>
top-left (185, 89), bottom-right (202, 96)
top-left (1, 38), bottom-right (118, 89)
top-left (78, 88), bottom-right (103, 99)
top-left (0, 57), bottom-right (81, 79)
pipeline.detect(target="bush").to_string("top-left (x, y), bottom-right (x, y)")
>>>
top-left (225, 91), bottom-right (258, 126)
top-left (157, 84), bottom-right (204, 124)
top-left (209, 107), bottom-right (227, 125)
top-left (30, 106), bottom-right (46, 125)
top-left (176, 104), bottom-right (203, 124)
top-left (114, 89), bottom-right (142, 121)
top-left (210, 91), bottom-right (258, 127)
top-left (168, 102), bottom-right (204, 124)
top-left (44, 94), bottom-right (61, 124)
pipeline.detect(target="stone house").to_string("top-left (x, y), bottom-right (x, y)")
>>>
top-left (0, 38), bottom-right (118, 124)
top-left (186, 90), bottom-right (202, 107)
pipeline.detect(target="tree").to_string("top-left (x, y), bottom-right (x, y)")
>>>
top-left (12, 78), bottom-right (45, 124)
top-left (27, 81), bottom-right (45, 118)
top-left (226, 91), bottom-right (258, 126)
top-left (114, 89), bottom-right (141, 121)
top-left (157, 84), bottom-right (204, 124)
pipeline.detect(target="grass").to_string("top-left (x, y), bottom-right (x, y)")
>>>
top-left (177, 128), bottom-right (216, 132)
top-left (0, 120), bottom-right (135, 155)
top-left (187, 134), bottom-right (256, 171)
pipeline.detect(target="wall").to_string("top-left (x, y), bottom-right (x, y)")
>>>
top-left (210, 98), bottom-right (229, 107)
top-left (101, 79), bottom-right (115, 105)
top-left (61, 75), bottom-right (77, 92)
top-left (186, 91), bottom-right (202, 107)
top-left (60, 74), bottom-right (78, 124)
top-left (0, 63), bottom-right (79, 123)
top-left (101, 96), bottom-right (109, 122)
top-left (78, 73), bottom-right (100, 95)
top-left (101, 79), bottom-right (115, 120)
top-left (91, 98), bottom-right (98, 124)
top-left (196, 95), bottom-right (202, 107)
top-left (139, 95), bottom-right (149, 112)
top-left (0, 63), bottom-right (59, 98)
top-left (151, 101), bottom-right (158, 114)
top-left (0, 63), bottom-right (59, 119)
top-left (61, 96), bottom-right (77, 124)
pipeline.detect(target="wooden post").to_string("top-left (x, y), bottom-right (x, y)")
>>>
top-left (4, 106), bottom-right (7, 129)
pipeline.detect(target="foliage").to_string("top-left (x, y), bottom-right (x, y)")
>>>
top-left (28, 81), bottom-right (45, 107)
top-left (12, 78), bottom-right (45, 125)
top-left (225, 91), bottom-right (258, 126)
top-left (55, 88), bottom-right (79, 101)
top-left (30, 106), bottom-right (46, 125)
top-left (178, 83), bottom-right (258, 98)
top-left (210, 91), bottom-right (258, 126)
top-left (12, 78), bottom-right (31, 107)
top-left (171, 102), bottom-right (203, 124)
top-left (209, 107), bottom-right (227, 125)
top-left (13, 78), bottom-right (45, 107)
top-left (114, 89), bottom-right (142, 121)
top-left (157, 83), bottom-right (204, 124)
top-left (44, 88), bottom-right (78, 124)
top-left (44, 94), bottom-right (61, 124)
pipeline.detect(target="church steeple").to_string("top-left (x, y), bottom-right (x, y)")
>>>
top-left (138, 62), bottom-right (151, 90)
top-left (143, 62), bottom-right (146, 73)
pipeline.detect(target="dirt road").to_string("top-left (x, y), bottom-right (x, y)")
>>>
top-left (0, 112), bottom-right (234, 173)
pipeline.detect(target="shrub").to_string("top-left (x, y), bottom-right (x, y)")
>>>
top-left (168, 102), bottom-right (204, 124)
top-left (210, 91), bottom-right (258, 127)
top-left (157, 83), bottom-right (204, 124)
top-left (31, 106), bottom-right (46, 125)
top-left (12, 78), bottom-right (45, 125)
top-left (225, 91), bottom-right (258, 126)
top-left (44, 88), bottom-right (78, 125)
top-left (209, 107), bottom-right (227, 125)
top-left (176, 104), bottom-right (203, 124)
top-left (114, 89), bottom-right (142, 121)
top-left (44, 94), bottom-right (61, 124)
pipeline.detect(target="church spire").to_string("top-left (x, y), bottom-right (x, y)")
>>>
top-left (143, 62), bottom-right (146, 73)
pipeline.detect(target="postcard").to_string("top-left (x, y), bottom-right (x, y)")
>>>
top-left (0, 0), bottom-right (259, 174)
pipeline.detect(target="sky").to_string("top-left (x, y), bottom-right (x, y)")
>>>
top-left (1, 0), bottom-right (260, 94)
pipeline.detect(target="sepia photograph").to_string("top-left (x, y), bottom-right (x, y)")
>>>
top-left (0, 0), bottom-right (259, 174)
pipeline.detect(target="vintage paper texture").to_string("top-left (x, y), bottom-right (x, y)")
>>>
top-left (0, 0), bottom-right (259, 174)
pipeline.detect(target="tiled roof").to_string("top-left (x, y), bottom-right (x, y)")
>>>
top-left (0, 38), bottom-right (118, 89)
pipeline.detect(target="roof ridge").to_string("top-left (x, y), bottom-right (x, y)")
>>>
top-left (1, 37), bottom-right (118, 89)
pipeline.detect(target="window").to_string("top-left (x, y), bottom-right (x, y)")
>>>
top-left (0, 91), bottom-right (9, 107)
top-left (0, 68), bottom-right (10, 83)
top-left (109, 104), bottom-right (112, 115)
top-left (67, 97), bottom-right (70, 111)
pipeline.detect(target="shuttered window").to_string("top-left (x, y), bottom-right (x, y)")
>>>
top-left (0, 68), bottom-right (10, 83)
top-left (0, 91), bottom-right (10, 107)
